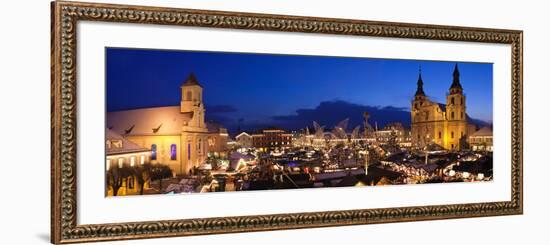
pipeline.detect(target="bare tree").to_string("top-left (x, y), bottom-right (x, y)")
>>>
top-left (107, 165), bottom-right (132, 196)
top-left (133, 163), bottom-right (152, 195)
top-left (150, 164), bottom-right (173, 192)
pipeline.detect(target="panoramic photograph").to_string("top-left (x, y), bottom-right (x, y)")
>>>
top-left (104, 48), bottom-right (493, 197)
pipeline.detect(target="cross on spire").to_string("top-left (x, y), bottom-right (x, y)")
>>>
top-left (415, 65), bottom-right (425, 97)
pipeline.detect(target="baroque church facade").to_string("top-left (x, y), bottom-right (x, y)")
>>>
top-left (107, 74), bottom-right (228, 176)
top-left (411, 64), bottom-right (476, 150)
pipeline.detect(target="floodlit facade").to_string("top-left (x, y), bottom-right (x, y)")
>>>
top-left (411, 65), bottom-right (476, 150)
top-left (372, 122), bottom-right (412, 147)
top-left (235, 132), bottom-right (253, 148)
top-left (105, 129), bottom-right (151, 196)
top-left (107, 73), bottom-right (228, 176)
top-left (251, 128), bottom-right (293, 151)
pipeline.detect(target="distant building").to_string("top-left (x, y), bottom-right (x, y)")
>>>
top-left (206, 122), bottom-right (229, 158)
top-left (105, 128), bottom-right (151, 196)
top-left (292, 128), bottom-right (315, 147)
top-left (235, 132), bottom-right (253, 148)
top-left (411, 65), bottom-right (476, 150)
top-left (372, 122), bottom-right (412, 147)
top-left (252, 128), bottom-right (293, 151)
top-left (468, 127), bottom-right (493, 152)
top-left (107, 73), bottom-right (228, 176)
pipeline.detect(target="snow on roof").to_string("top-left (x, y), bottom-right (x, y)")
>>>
top-left (106, 128), bottom-right (149, 155)
top-left (107, 106), bottom-right (193, 136)
top-left (470, 126), bottom-right (493, 137)
top-left (236, 132), bottom-right (251, 139)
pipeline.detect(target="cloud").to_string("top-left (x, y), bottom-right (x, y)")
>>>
top-left (211, 100), bottom-right (489, 134)
top-left (272, 100), bottom-right (411, 130)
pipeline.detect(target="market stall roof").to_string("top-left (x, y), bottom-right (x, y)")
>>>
top-left (230, 152), bottom-right (255, 160)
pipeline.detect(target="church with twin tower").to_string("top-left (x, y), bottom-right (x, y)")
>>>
top-left (411, 64), bottom-right (476, 150)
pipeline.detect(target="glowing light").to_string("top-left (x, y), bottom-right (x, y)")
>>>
top-left (477, 173), bottom-right (485, 180)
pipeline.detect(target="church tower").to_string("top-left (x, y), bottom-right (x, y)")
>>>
top-left (411, 67), bottom-right (431, 148)
top-left (411, 67), bottom-right (427, 124)
top-left (445, 64), bottom-right (467, 150)
top-left (413, 67), bottom-right (426, 100)
top-left (180, 73), bottom-right (206, 129)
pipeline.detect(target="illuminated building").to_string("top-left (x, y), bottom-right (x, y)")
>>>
top-left (105, 129), bottom-right (151, 196)
top-left (372, 122), bottom-right (412, 147)
top-left (206, 122), bottom-right (229, 158)
top-left (107, 73), bottom-right (228, 176)
top-left (468, 126), bottom-right (493, 152)
top-left (251, 128), bottom-right (293, 151)
top-left (235, 132), bottom-right (253, 148)
top-left (411, 64), bottom-right (476, 150)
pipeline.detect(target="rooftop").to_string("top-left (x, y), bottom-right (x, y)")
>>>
top-left (106, 128), bottom-right (149, 155)
top-left (470, 126), bottom-right (493, 137)
top-left (181, 73), bottom-right (202, 87)
top-left (107, 106), bottom-right (225, 136)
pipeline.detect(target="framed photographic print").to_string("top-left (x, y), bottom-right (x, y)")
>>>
top-left (51, 0), bottom-right (523, 243)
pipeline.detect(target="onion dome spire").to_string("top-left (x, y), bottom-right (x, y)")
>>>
top-left (415, 66), bottom-right (425, 97)
top-left (450, 63), bottom-right (463, 92)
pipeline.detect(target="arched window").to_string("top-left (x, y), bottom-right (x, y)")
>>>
top-left (461, 98), bottom-right (464, 105)
top-left (130, 156), bottom-right (136, 167)
top-left (170, 144), bottom-right (177, 160)
top-left (118, 158), bottom-right (124, 168)
top-left (451, 131), bottom-right (455, 139)
top-left (438, 132), bottom-right (442, 139)
top-left (151, 144), bottom-right (157, 160)
top-left (461, 112), bottom-right (464, 119)
top-left (451, 97), bottom-right (455, 104)
top-left (451, 111), bottom-right (455, 119)
top-left (186, 91), bottom-right (192, 101)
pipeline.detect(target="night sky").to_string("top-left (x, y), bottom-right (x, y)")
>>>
top-left (106, 48), bottom-right (493, 133)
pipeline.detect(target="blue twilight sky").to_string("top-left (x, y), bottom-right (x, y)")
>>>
top-left (106, 48), bottom-right (493, 132)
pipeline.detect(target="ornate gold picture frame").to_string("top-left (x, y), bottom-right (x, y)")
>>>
top-left (51, 1), bottom-right (523, 243)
